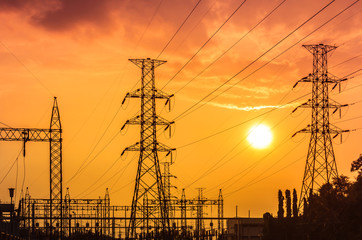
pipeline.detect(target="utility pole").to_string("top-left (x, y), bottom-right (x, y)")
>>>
top-left (292, 44), bottom-right (348, 211)
top-left (121, 58), bottom-right (175, 238)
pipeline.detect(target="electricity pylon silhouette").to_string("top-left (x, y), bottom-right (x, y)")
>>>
top-left (121, 58), bottom-right (175, 238)
top-left (292, 44), bottom-right (348, 211)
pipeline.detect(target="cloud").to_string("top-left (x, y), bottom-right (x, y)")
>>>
top-left (208, 101), bottom-right (298, 111)
top-left (0, 0), bottom-right (123, 32)
top-left (31, 0), bottom-right (119, 31)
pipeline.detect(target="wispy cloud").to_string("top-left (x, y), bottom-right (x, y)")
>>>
top-left (208, 101), bottom-right (299, 111)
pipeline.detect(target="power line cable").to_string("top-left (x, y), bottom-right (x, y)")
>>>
top-left (0, 40), bottom-right (54, 96)
top-left (162, 0), bottom-right (249, 89)
top-left (178, 92), bottom-right (309, 149)
top-left (173, 0), bottom-right (357, 122)
top-left (224, 154), bottom-right (306, 198)
top-left (174, 0), bottom-right (287, 94)
top-left (0, 147), bottom-right (23, 184)
top-left (202, 68), bottom-right (357, 192)
top-left (73, 156), bottom-right (121, 198)
top-left (0, 121), bottom-right (12, 128)
top-left (66, 130), bottom-right (121, 184)
top-left (156, 0), bottom-right (203, 59)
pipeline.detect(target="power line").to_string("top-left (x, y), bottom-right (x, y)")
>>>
top-left (0, 121), bottom-right (12, 128)
top-left (0, 40), bottom-right (54, 96)
top-left (199, 67), bottom-right (358, 192)
top-left (73, 156), bottom-right (121, 198)
top-left (162, 0), bottom-right (249, 89)
top-left (177, 92), bottom-right (309, 149)
top-left (174, 0), bottom-right (287, 94)
top-left (156, 0), bottom-right (203, 59)
top-left (0, 147), bottom-right (23, 184)
top-left (223, 154), bottom-right (306, 198)
top-left (65, 130), bottom-right (120, 185)
top-left (330, 53), bottom-right (361, 69)
top-left (173, 0), bottom-right (357, 122)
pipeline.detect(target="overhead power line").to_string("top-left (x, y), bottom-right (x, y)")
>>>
top-left (0, 40), bottom-right (54, 96)
top-left (162, 0), bottom-right (249, 89)
top-left (156, 0), bottom-right (203, 59)
top-left (174, 0), bottom-right (359, 122)
top-left (174, 0), bottom-right (287, 95)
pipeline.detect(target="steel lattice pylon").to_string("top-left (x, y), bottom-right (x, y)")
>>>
top-left (50, 97), bottom-right (63, 234)
top-left (0, 97), bottom-right (63, 236)
top-left (121, 58), bottom-right (175, 238)
top-left (293, 44), bottom-right (348, 211)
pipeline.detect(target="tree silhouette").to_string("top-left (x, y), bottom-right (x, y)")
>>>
top-left (277, 190), bottom-right (284, 219)
top-left (285, 189), bottom-right (291, 218)
top-left (292, 189), bottom-right (298, 218)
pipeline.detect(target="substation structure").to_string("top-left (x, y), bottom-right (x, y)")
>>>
top-left (18, 188), bottom-right (224, 239)
top-left (1, 58), bottom-right (226, 239)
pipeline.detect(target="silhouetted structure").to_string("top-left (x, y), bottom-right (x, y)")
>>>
top-left (121, 58), bottom-right (175, 238)
top-left (0, 97), bottom-right (63, 237)
top-left (292, 44), bottom-right (348, 211)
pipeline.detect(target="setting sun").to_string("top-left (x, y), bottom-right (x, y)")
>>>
top-left (247, 124), bottom-right (273, 149)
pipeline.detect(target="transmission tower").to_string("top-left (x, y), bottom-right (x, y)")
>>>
top-left (121, 58), bottom-right (175, 238)
top-left (293, 44), bottom-right (348, 211)
top-left (0, 97), bottom-right (63, 236)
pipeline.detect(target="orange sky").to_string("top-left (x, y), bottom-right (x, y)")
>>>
top-left (0, 0), bottom-right (361, 218)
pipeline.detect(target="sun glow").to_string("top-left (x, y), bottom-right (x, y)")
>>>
top-left (247, 124), bottom-right (273, 149)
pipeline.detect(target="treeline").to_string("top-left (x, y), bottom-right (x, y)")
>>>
top-left (263, 155), bottom-right (362, 240)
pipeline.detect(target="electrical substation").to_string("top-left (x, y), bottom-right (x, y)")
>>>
top-left (0, 43), bottom-right (354, 239)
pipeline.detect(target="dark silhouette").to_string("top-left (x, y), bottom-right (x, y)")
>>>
top-left (292, 189), bottom-right (298, 218)
top-left (285, 190), bottom-right (291, 218)
top-left (277, 190), bottom-right (284, 219)
top-left (263, 158), bottom-right (362, 240)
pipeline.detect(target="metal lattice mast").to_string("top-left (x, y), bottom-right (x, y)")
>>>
top-left (217, 189), bottom-right (224, 234)
top-left (64, 188), bottom-right (70, 236)
top-left (196, 188), bottom-right (205, 238)
top-left (121, 58), bottom-right (175, 238)
top-left (50, 97), bottom-right (63, 234)
top-left (181, 189), bottom-right (186, 232)
top-left (292, 44), bottom-right (348, 211)
top-left (162, 161), bottom-right (177, 223)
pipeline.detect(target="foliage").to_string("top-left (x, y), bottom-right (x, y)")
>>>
top-left (263, 157), bottom-right (362, 240)
top-left (277, 190), bottom-right (284, 219)
top-left (285, 190), bottom-right (291, 218)
top-left (351, 154), bottom-right (362, 176)
top-left (292, 189), bottom-right (298, 218)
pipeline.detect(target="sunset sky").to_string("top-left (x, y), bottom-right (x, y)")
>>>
top-left (0, 0), bottom-right (361, 218)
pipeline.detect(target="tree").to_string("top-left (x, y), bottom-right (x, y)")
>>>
top-left (277, 190), bottom-right (284, 219)
top-left (292, 189), bottom-right (298, 218)
top-left (351, 154), bottom-right (362, 176)
top-left (285, 190), bottom-right (291, 218)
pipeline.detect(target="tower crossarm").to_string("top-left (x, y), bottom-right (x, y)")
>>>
top-left (293, 73), bottom-right (347, 88)
top-left (122, 88), bottom-right (173, 103)
top-left (292, 98), bottom-right (348, 113)
top-left (121, 142), bottom-right (175, 156)
top-left (0, 128), bottom-right (58, 142)
top-left (292, 123), bottom-right (349, 138)
top-left (121, 115), bottom-right (174, 130)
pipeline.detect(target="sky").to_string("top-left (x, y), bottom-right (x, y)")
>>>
top-left (0, 0), bottom-right (361, 218)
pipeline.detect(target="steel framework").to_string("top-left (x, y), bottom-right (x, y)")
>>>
top-left (0, 97), bottom-right (63, 236)
top-left (18, 188), bottom-right (224, 239)
top-left (292, 44), bottom-right (348, 210)
top-left (121, 58), bottom-right (175, 238)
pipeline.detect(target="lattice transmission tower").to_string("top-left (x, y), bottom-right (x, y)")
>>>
top-left (121, 58), bottom-right (175, 238)
top-left (293, 44), bottom-right (348, 211)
